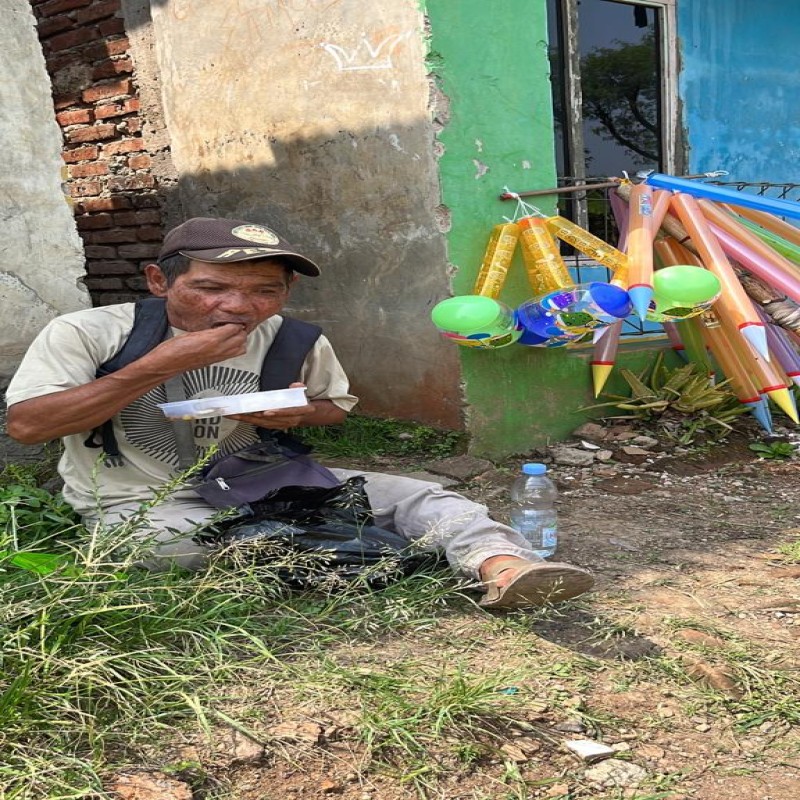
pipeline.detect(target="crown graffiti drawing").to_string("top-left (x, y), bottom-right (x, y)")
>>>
top-left (320, 31), bottom-right (412, 71)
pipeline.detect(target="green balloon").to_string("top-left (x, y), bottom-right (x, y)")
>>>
top-left (431, 295), bottom-right (522, 348)
top-left (653, 265), bottom-right (721, 307)
top-left (432, 295), bottom-right (511, 335)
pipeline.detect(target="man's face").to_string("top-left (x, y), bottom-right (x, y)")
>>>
top-left (145, 259), bottom-right (294, 333)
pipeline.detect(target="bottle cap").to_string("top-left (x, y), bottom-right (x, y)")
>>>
top-left (522, 463), bottom-right (547, 475)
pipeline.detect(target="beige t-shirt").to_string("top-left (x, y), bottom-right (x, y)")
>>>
top-left (5, 304), bottom-right (358, 515)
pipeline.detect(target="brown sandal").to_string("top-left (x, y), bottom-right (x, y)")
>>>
top-left (479, 557), bottom-right (594, 609)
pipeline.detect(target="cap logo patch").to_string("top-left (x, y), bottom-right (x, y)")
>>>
top-left (231, 224), bottom-right (281, 246)
top-left (216, 247), bottom-right (282, 258)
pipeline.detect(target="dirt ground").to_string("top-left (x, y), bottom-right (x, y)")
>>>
top-left (135, 422), bottom-right (800, 800)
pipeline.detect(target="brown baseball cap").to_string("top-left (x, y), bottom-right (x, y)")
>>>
top-left (158, 217), bottom-right (321, 276)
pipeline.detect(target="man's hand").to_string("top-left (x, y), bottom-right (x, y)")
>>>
top-left (149, 324), bottom-right (249, 373)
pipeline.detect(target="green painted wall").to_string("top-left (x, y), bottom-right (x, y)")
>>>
top-left (426, 0), bottom-right (665, 457)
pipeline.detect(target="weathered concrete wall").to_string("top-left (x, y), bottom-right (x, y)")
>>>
top-left (1, 0), bottom-right (89, 383)
top-left (129, 0), bottom-right (462, 429)
top-left (679, 0), bottom-right (800, 182)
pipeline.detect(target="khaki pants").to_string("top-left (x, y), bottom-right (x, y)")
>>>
top-left (82, 469), bottom-right (540, 578)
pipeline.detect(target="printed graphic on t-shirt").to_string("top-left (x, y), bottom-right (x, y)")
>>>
top-left (120, 366), bottom-right (261, 466)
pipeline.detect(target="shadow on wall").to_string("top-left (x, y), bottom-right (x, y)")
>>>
top-left (167, 124), bottom-right (461, 430)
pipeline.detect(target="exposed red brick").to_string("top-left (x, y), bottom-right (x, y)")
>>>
top-left (107, 37), bottom-right (129, 55)
top-left (98, 16), bottom-right (125, 35)
top-left (127, 154), bottom-right (151, 170)
top-left (108, 174), bottom-right (155, 192)
top-left (84, 37), bottom-right (129, 60)
top-left (94, 102), bottom-right (125, 119)
top-left (92, 56), bottom-right (133, 79)
top-left (125, 275), bottom-right (149, 292)
top-left (112, 210), bottom-right (160, 227)
top-left (54, 92), bottom-right (80, 109)
top-left (38, 0), bottom-right (91, 17)
top-left (76, 213), bottom-right (113, 230)
top-left (121, 118), bottom-right (142, 134)
top-left (70, 181), bottom-right (102, 197)
top-left (69, 162), bottom-right (109, 178)
top-left (94, 293), bottom-right (139, 306)
top-left (75, 196), bottom-right (132, 213)
top-left (122, 98), bottom-right (140, 113)
top-left (131, 195), bottom-right (160, 209)
top-left (46, 26), bottom-right (99, 53)
top-left (83, 277), bottom-right (124, 291)
top-left (66, 124), bottom-right (117, 143)
top-left (83, 247), bottom-right (118, 260)
top-left (45, 50), bottom-right (87, 73)
top-left (81, 78), bottom-right (132, 103)
top-left (56, 108), bottom-right (93, 127)
top-left (101, 138), bottom-right (143, 156)
top-left (85, 259), bottom-right (138, 274)
top-left (37, 15), bottom-right (74, 38)
top-left (85, 229), bottom-right (139, 244)
top-left (136, 226), bottom-right (162, 241)
top-left (75, 0), bottom-right (120, 24)
top-left (63, 145), bottom-right (99, 162)
top-left (118, 243), bottom-right (161, 259)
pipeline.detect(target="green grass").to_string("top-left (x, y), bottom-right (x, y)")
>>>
top-left (776, 533), bottom-right (800, 563)
top-left (0, 469), bottom-right (516, 798)
top-left (298, 414), bottom-right (465, 460)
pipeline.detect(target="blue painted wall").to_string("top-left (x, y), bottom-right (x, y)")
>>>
top-left (679, 0), bottom-right (800, 183)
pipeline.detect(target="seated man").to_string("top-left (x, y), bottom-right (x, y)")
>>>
top-left (5, 217), bottom-right (593, 609)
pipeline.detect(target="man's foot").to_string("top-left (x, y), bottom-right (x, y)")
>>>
top-left (478, 555), bottom-right (594, 609)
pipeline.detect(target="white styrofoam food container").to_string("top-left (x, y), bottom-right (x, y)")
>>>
top-left (158, 387), bottom-right (307, 420)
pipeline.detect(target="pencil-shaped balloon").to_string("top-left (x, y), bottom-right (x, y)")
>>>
top-left (698, 200), bottom-right (800, 304)
top-left (517, 216), bottom-right (574, 297)
top-left (646, 173), bottom-right (800, 221)
top-left (699, 309), bottom-right (772, 431)
top-left (725, 203), bottom-right (800, 249)
top-left (715, 303), bottom-right (798, 422)
top-left (653, 235), bottom-right (702, 268)
top-left (651, 189), bottom-right (672, 233)
top-left (676, 317), bottom-right (714, 377)
top-left (725, 209), bottom-right (800, 264)
top-left (626, 184), bottom-right (655, 321)
top-left (669, 192), bottom-right (769, 360)
top-left (590, 319), bottom-right (622, 397)
top-left (757, 307), bottom-right (800, 387)
top-left (472, 222), bottom-right (520, 298)
top-left (663, 321), bottom-right (687, 361)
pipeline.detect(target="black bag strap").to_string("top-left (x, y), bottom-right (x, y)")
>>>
top-left (96, 297), bottom-right (170, 378)
top-left (85, 297), bottom-right (172, 464)
top-left (256, 317), bottom-right (322, 446)
top-left (259, 316), bottom-right (322, 390)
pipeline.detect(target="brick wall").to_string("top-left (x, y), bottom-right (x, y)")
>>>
top-left (30, 0), bottom-right (164, 305)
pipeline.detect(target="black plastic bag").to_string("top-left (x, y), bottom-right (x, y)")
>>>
top-left (198, 477), bottom-right (428, 585)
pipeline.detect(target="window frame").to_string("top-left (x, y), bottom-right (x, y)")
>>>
top-left (551, 0), bottom-right (680, 227)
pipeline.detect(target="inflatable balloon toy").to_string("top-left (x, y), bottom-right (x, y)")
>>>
top-left (645, 264), bottom-right (721, 322)
top-left (515, 280), bottom-right (632, 349)
top-left (514, 299), bottom-right (586, 348)
top-left (431, 295), bottom-right (522, 349)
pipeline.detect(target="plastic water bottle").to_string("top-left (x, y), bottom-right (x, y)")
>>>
top-left (510, 463), bottom-right (558, 558)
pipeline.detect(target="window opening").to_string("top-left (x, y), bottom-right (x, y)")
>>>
top-left (545, 0), bottom-right (676, 337)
